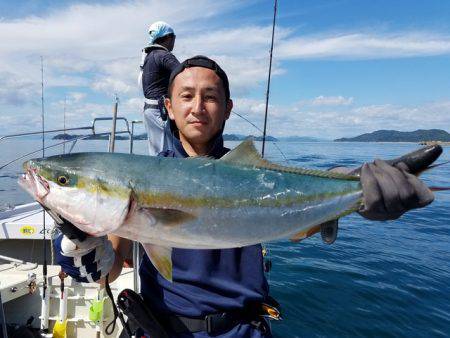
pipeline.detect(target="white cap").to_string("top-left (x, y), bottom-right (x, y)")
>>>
top-left (148, 21), bottom-right (175, 43)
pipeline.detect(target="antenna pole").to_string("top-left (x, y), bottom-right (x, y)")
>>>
top-left (40, 56), bottom-right (48, 305)
top-left (261, 0), bottom-right (277, 158)
top-left (41, 57), bottom-right (45, 158)
top-left (63, 96), bottom-right (66, 154)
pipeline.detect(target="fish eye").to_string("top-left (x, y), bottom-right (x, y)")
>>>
top-left (57, 175), bottom-right (69, 186)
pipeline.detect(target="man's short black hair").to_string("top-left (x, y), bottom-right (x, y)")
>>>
top-left (168, 55), bottom-right (230, 101)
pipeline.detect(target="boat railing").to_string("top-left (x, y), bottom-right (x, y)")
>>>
top-left (0, 117), bottom-right (143, 170)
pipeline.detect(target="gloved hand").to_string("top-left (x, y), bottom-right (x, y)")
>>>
top-left (358, 159), bottom-right (434, 221)
top-left (54, 233), bottom-right (115, 283)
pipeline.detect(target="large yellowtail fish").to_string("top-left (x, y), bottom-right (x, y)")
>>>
top-left (19, 140), bottom-right (442, 281)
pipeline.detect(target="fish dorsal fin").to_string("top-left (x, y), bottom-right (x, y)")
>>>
top-left (220, 138), bottom-right (268, 167)
top-left (221, 139), bottom-right (359, 181)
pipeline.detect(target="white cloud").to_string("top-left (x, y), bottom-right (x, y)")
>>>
top-left (225, 98), bottom-right (450, 139)
top-left (92, 77), bottom-right (133, 95)
top-left (0, 0), bottom-right (450, 136)
top-left (310, 95), bottom-right (354, 106)
top-left (277, 32), bottom-right (450, 60)
top-left (0, 72), bottom-right (40, 106)
top-left (68, 92), bottom-right (86, 103)
top-left (123, 97), bottom-right (144, 112)
top-left (0, 0), bottom-right (234, 58)
top-left (0, 0), bottom-right (242, 132)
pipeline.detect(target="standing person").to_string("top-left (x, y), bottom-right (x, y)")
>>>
top-left (140, 21), bottom-right (180, 155)
top-left (55, 56), bottom-right (434, 337)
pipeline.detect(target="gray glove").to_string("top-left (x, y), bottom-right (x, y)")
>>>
top-left (358, 159), bottom-right (434, 221)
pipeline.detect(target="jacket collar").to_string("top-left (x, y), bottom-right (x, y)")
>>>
top-left (143, 43), bottom-right (169, 53)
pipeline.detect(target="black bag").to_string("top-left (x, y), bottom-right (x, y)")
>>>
top-left (117, 289), bottom-right (168, 338)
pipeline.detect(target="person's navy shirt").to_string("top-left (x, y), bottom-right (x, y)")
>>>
top-left (142, 47), bottom-right (179, 100)
top-left (139, 126), bottom-right (271, 337)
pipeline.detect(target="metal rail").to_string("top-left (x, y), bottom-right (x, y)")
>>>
top-left (0, 254), bottom-right (30, 265)
top-left (0, 116), bottom-right (131, 142)
top-left (0, 131), bottom-right (132, 170)
top-left (0, 126), bottom-right (93, 141)
top-left (0, 117), bottom-right (139, 170)
top-left (0, 287), bottom-right (7, 338)
top-left (93, 117), bottom-right (130, 135)
top-left (130, 120), bottom-right (143, 154)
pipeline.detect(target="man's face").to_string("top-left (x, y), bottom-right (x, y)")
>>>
top-left (165, 67), bottom-right (232, 146)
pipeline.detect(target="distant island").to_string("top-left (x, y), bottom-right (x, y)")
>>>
top-left (222, 134), bottom-right (278, 141)
top-left (222, 135), bottom-right (324, 142)
top-left (53, 133), bottom-right (279, 142)
top-left (334, 129), bottom-right (450, 142)
top-left (53, 133), bottom-right (147, 140)
top-left (277, 136), bottom-right (324, 142)
top-left (52, 133), bottom-right (326, 142)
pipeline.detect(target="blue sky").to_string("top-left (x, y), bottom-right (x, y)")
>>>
top-left (1, 0), bottom-right (450, 138)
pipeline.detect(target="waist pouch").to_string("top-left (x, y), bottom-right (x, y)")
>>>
top-left (158, 96), bottom-right (168, 121)
top-left (143, 96), bottom-right (168, 121)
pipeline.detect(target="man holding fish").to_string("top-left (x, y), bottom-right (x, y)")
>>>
top-left (35, 56), bottom-right (435, 337)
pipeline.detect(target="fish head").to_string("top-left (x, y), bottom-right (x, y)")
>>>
top-left (19, 154), bottom-right (131, 236)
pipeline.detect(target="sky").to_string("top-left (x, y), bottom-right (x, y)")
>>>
top-left (1, 0), bottom-right (450, 139)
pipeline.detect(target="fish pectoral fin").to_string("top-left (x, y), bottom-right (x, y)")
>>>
top-left (142, 244), bottom-right (173, 282)
top-left (142, 207), bottom-right (196, 226)
top-left (290, 224), bottom-right (321, 242)
top-left (290, 219), bottom-right (339, 243)
top-left (320, 219), bottom-right (339, 244)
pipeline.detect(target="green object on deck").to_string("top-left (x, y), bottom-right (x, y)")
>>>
top-left (89, 299), bottom-right (104, 323)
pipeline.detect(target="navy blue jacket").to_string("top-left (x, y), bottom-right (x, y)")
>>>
top-left (139, 128), bottom-right (271, 337)
top-left (142, 47), bottom-right (180, 100)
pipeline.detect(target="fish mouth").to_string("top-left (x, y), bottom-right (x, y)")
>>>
top-left (19, 169), bottom-right (97, 235)
top-left (19, 168), bottom-right (50, 201)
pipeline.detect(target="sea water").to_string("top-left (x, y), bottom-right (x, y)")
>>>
top-left (1, 139), bottom-right (449, 337)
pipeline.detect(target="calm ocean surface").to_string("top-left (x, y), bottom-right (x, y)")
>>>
top-left (1, 139), bottom-right (449, 337)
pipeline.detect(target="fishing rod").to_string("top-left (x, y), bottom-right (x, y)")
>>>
top-left (40, 56), bottom-right (49, 314)
top-left (63, 96), bottom-right (66, 154)
top-left (261, 0), bottom-right (278, 158)
top-left (231, 110), bottom-right (288, 163)
top-left (260, 0), bottom-right (278, 308)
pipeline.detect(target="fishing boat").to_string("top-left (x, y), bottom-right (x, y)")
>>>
top-left (0, 114), bottom-right (143, 337)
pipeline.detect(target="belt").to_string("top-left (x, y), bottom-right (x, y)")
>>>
top-left (167, 312), bottom-right (241, 335)
top-left (144, 98), bottom-right (159, 110)
top-left (164, 301), bottom-right (281, 335)
top-left (144, 98), bottom-right (158, 105)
